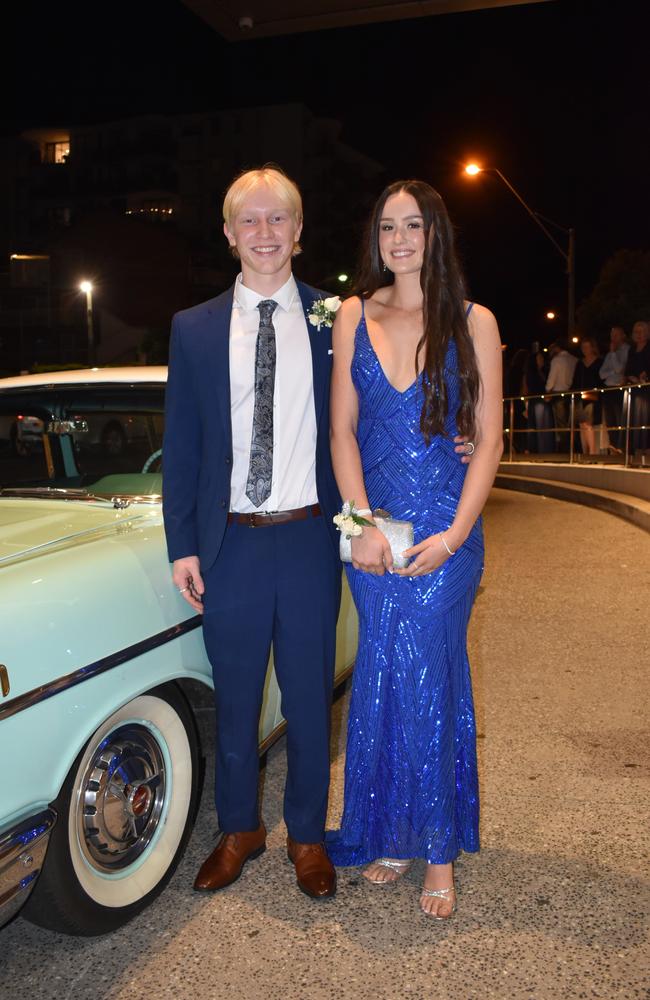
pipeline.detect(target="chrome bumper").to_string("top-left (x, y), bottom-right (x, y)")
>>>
top-left (0, 808), bottom-right (56, 928)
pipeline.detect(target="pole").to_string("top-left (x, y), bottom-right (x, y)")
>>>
top-left (508, 398), bottom-right (514, 462)
top-left (481, 169), bottom-right (575, 340)
top-left (494, 170), bottom-right (568, 261)
top-left (85, 288), bottom-right (95, 366)
top-left (623, 388), bottom-right (631, 468)
top-left (567, 227), bottom-right (576, 340)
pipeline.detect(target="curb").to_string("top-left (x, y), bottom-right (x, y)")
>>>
top-left (494, 474), bottom-right (650, 534)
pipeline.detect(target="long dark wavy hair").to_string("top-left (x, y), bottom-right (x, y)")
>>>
top-left (353, 180), bottom-right (480, 442)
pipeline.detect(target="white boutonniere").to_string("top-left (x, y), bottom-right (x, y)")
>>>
top-left (308, 295), bottom-right (342, 331)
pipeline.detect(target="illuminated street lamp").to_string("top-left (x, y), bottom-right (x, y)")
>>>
top-left (79, 281), bottom-right (95, 366)
top-left (464, 164), bottom-right (576, 338)
top-left (546, 311), bottom-right (556, 320)
top-left (338, 273), bottom-right (349, 283)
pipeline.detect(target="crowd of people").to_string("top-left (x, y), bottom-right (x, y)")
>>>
top-left (505, 320), bottom-right (650, 455)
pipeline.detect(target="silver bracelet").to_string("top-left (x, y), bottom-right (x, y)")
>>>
top-left (356, 508), bottom-right (372, 516)
top-left (440, 534), bottom-right (456, 556)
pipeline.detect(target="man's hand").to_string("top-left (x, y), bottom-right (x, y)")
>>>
top-left (454, 435), bottom-right (476, 465)
top-left (172, 556), bottom-right (205, 612)
top-left (350, 525), bottom-right (393, 575)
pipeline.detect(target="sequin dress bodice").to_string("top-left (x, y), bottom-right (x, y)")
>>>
top-left (350, 312), bottom-right (483, 620)
top-left (326, 305), bottom-right (483, 866)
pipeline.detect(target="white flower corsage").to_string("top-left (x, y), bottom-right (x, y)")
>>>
top-left (333, 501), bottom-right (373, 539)
top-left (308, 295), bottom-right (342, 330)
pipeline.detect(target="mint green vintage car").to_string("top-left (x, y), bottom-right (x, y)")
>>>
top-left (0, 368), bottom-right (356, 936)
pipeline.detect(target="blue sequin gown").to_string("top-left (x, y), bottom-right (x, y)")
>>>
top-left (326, 302), bottom-right (483, 866)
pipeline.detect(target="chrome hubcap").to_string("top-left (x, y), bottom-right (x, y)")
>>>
top-left (77, 724), bottom-right (166, 872)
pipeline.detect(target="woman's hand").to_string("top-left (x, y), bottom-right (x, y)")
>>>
top-left (454, 435), bottom-right (475, 464)
top-left (351, 525), bottom-right (394, 574)
top-left (394, 534), bottom-right (453, 577)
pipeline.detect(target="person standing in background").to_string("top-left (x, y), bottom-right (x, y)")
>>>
top-left (546, 339), bottom-right (578, 451)
top-left (572, 336), bottom-right (604, 456)
top-left (524, 348), bottom-right (554, 454)
top-left (624, 321), bottom-right (650, 454)
top-left (599, 326), bottom-right (629, 452)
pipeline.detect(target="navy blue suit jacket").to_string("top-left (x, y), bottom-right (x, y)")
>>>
top-left (163, 279), bottom-right (341, 572)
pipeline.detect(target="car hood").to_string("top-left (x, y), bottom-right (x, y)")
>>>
top-left (0, 498), bottom-right (157, 565)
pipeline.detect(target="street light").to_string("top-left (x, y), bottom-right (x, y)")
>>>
top-left (546, 311), bottom-right (556, 320)
top-left (464, 164), bottom-right (576, 338)
top-left (79, 280), bottom-right (95, 366)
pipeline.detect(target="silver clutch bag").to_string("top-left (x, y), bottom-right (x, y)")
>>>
top-left (339, 509), bottom-right (414, 570)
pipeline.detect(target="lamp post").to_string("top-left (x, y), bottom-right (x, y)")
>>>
top-left (79, 281), bottom-right (95, 366)
top-left (464, 164), bottom-right (576, 339)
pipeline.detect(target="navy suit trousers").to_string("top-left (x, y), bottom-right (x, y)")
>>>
top-left (201, 511), bottom-right (341, 843)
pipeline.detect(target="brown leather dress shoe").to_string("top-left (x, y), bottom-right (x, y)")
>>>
top-left (194, 823), bottom-right (266, 892)
top-left (287, 837), bottom-right (337, 899)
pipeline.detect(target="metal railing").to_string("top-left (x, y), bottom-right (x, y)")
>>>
top-left (502, 382), bottom-right (650, 468)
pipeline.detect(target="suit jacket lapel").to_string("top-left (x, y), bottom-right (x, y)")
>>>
top-left (208, 286), bottom-right (234, 441)
top-left (297, 281), bottom-right (327, 427)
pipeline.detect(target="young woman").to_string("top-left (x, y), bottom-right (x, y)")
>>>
top-left (572, 336), bottom-right (604, 456)
top-left (326, 180), bottom-right (503, 918)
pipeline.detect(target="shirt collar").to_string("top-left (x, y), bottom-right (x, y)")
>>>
top-left (233, 272), bottom-right (298, 314)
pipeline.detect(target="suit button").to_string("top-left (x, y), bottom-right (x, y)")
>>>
top-left (225, 457), bottom-right (231, 465)
top-left (220, 500), bottom-right (226, 508)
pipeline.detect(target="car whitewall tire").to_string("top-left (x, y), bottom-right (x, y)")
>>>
top-left (68, 695), bottom-right (192, 906)
top-left (24, 687), bottom-right (201, 935)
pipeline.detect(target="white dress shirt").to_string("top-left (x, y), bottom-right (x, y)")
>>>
top-left (599, 343), bottom-right (630, 386)
top-left (546, 350), bottom-right (578, 392)
top-left (228, 273), bottom-right (318, 513)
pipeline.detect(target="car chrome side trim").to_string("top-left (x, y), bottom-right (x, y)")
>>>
top-left (0, 808), bottom-right (57, 928)
top-left (0, 617), bottom-right (203, 722)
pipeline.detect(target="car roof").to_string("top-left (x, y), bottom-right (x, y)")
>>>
top-left (0, 367), bottom-right (168, 391)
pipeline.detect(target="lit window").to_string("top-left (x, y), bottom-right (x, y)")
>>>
top-left (44, 141), bottom-right (70, 164)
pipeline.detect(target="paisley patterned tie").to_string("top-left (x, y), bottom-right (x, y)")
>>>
top-left (246, 299), bottom-right (277, 507)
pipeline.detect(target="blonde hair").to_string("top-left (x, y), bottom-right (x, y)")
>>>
top-left (223, 165), bottom-right (303, 231)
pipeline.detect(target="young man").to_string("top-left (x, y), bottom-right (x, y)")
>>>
top-left (163, 166), bottom-right (341, 899)
top-left (546, 339), bottom-right (578, 450)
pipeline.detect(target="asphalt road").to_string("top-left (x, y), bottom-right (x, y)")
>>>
top-left (1, 489), bottom-right (648, 1000)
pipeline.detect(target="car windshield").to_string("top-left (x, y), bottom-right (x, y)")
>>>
top-left (0, 383), bottom-right (165, 497)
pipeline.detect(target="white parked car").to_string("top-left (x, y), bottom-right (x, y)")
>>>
top-left (0, 367), bottom-right (357, 936)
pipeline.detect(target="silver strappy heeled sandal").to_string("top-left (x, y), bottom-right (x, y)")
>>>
top-left (363, 858), bottom-right (413, 884)
top-left (420, 885), bottom-right (457, 919)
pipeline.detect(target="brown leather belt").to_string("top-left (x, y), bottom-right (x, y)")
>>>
top-left (227, 503), bottom-right (322, 527)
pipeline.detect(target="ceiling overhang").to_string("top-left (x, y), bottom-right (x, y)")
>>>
top-left (181, 0), bottom-right (551, 42)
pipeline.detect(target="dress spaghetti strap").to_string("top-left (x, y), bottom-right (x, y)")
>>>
top-left (359, 296), bottom-right (366, 319)
top-left (466, 302), bottom-right (474, 317)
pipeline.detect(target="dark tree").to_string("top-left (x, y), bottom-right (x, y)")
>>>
top-left (577, 250), bottom-right (650, 340)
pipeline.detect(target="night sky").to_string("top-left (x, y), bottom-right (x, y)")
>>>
top-left (7, 0), bottom-right (648, 348)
